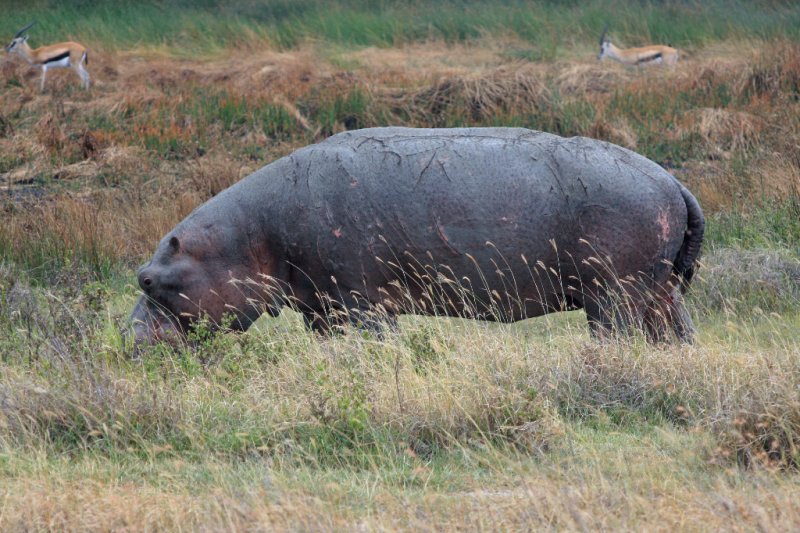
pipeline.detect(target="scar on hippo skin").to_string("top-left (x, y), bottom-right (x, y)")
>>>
top-left (130, 127), bottom-right (704, 348)
top-left (657, 210), bottom-right (671, 242)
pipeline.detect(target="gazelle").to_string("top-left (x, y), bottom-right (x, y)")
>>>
top-left (597, 26), bottom-right (678, 67)
top-left (5, 22), bottom-right (90, 90)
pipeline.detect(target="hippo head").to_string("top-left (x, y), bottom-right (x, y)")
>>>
top-left (130, 219), bottom-right (278, 348)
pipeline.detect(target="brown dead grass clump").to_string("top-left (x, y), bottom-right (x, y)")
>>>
top-left (714, 404), bottom-right (800, 470)
top-left (694, 248), bottom-right (800, 314)
top-left (403, 63), bottom-right (550, 124)
top-left (750, 157), bottom-right (800, 200)
top-left (588, 116), bottom-right (638, 150)
top-left (109, 179), bottom-right (221, 260)
top-left (1, 186), bottom-right (185, 269)
top-left (35, 112), bottom-right (66, 155)
top-left (254, 53), bottom-right (333, 99)
top-left (735, 40), bottom-right (800, 102)
top-left (0, 370), bottom-right (185, 451)
top-left (2, 472), bottom-right (800, 532)
top-left (672, 160), bottom-right (736, 213)
top-left (349, 41), bottom-right (510, 79)
top-left (554, 62), bottom-right (631, 96)
top-left (686, 107), bottom-right (765, 154)
top-left (79, 129), bottom-right (106, 159)
top-left (185, 155), bottom-right (250, 201)
top-left (0, 481), bottom-right (352, 533)
top-left (676, 154), bottom-right (800, 212)
top-left (118, 47), bottom-right (333, 101)
top-left (9, 194), bottom-right (120, 264)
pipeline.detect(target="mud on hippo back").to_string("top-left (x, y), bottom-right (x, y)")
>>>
top-left (131, 127), bottom-right (704, 346)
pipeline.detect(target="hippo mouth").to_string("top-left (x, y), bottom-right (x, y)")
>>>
top-left (129, 295), bottom-right (184, 349)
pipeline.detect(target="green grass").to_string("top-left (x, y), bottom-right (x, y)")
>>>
top-left (0, 423), bottom-right (715, 514)
top-left (705, 200), bottom-right (800, 250)
top-left (2, 0), bottom-right (800, 55)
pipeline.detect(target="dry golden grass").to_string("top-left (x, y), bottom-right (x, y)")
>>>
top-left (1, 308), bottom-right (800, 531)
top-left (553, 61), bottom-right (632, 95)
top-left (688, 108), bottom-right (765, 154)
top-left (399, 62), bottom-right (551, 125)
top-left (1, 39), bottom-right (797, 273)
top-left (1, 466), bottom-right (798, 531)
top-left (347, 40), bottom-right (513, 79)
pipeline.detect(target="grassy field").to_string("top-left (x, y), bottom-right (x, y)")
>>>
top-left (1, 1), bottom-right (800, 530)
top-left (3, 0), bottom-right (800, 54)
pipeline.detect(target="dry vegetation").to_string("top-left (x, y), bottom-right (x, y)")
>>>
top-left (1, 17), bottom-right (800, 533)
top-left (1, 297), bottom-right (799, 530)
top-left (2, 39), bottom-right (799, 274)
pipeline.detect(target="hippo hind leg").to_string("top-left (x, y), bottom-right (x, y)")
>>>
top-left (583, 288), bottom-right (649, 341)
top-left (669, 292), bottom-right (696, 343)
top-left (644, 290), bottom-right (695, 344)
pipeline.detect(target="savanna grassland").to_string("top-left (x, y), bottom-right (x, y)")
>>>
top-left (1, 1), bottom-right (800, 530)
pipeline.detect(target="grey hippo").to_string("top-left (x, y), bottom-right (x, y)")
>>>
top-left (131, 127), bottom-right (704, 345)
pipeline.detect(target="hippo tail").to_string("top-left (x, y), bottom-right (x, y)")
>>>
top-left (673, 182), bottom-right (705, 293)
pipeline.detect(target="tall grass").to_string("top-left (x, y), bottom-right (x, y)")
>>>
top-left (2, 40), bottom-right (798, 282)
top-left (2, 0), bottom-right (800, 54)
top-left (1, 257), bottom-right (799, 529)
top-left (705, 199), bottom-right (800, 250)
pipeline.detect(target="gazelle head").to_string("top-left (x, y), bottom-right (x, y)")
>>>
top-left (6, 21), bottom-right (35, 53)
top-left (597, 25), bottom-right (611, 61)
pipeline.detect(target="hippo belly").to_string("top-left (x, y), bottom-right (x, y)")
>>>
top-left (131, 127), bottom-right (704, 345)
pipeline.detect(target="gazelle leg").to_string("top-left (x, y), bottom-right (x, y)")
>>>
top-left (77, 62), bottom-right (90, 89)
top-left (40, 65), bottom-right (48, 91)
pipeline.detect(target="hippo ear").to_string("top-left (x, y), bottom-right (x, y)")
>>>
top-left (169, 236), bottom-right (180, 250)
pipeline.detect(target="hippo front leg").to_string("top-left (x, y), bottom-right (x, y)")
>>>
top-left (584, 288), bottom-right (651, 341)
top-left (302, 307), bottom-right (397, 339)
top-left (303, 311), bottom-right (342, 336)
top-left (347, 307), bottom-right (398, 340)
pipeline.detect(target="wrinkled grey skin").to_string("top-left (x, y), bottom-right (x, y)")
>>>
top-left (131, 127), bottom-right (704, 346)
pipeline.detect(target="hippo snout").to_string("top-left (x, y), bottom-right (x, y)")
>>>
top-left (130, 313), bottom-right (155, 349)
top-left (129, 295), bottom-right (183, 349)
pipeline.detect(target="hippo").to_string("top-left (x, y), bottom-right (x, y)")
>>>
top-left (131, 127), bottom-right (704, 346)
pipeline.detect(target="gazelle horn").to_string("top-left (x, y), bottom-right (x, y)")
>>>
top-left (599, 25), bottom-right (608, 45)
top-left (14, 21), bottom-right (36, 39)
